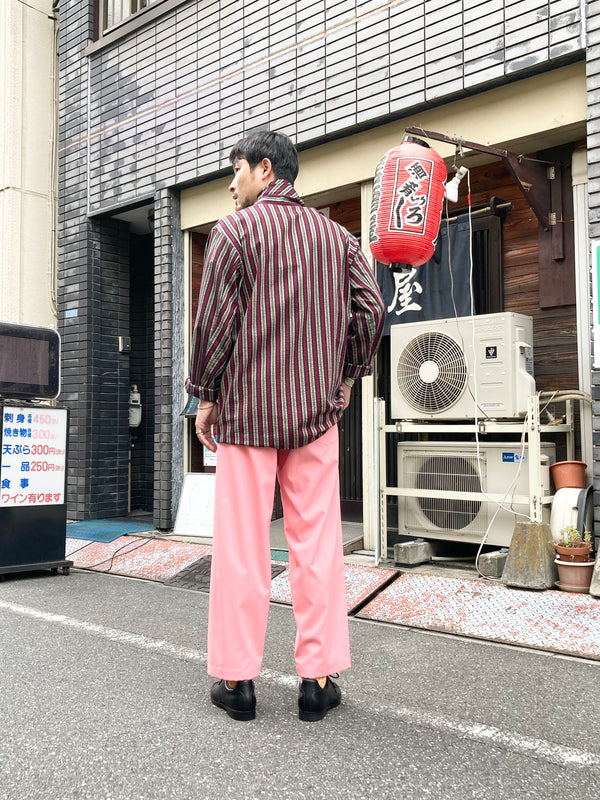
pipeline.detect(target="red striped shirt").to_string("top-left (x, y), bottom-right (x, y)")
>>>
top-left (185, 180), bottom-right (385, 449)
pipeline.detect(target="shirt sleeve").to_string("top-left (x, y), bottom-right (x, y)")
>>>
top-left (185, 224), bottom-right (242, 401)
top-left (344, 237), bottom-right (386, 380)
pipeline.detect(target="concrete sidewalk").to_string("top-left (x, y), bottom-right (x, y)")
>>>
top-left (64, 522), bottom-right (600, 663)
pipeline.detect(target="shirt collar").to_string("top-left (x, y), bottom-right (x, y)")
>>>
top-left (255, 179), bottom-right (304, 206)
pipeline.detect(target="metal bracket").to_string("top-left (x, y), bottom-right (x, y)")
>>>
top-left (404, 127), bottom-right (564, 256)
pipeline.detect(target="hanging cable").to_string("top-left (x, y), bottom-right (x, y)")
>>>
top-left (444, 195), bottom-right (459, 320)
top-left (446, 170), bottom-right (533, 580)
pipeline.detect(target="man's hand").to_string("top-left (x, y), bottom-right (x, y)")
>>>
top-left (342, 382), bottom-right (352, 410)
top-left (195, 402), bottom-right (218, 453)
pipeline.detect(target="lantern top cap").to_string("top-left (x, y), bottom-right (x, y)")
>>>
top-left (403, 135), bottom-right (430, 148)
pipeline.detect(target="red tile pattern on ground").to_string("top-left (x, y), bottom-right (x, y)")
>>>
top-left (65, 538), bottom-right (94, 558)
top-left (68, 535), bottom-right (600, 661)
top-left (357, 573), bottom-right (600, 659)
top-left (270, 562), bottom-right (398, 613)
top-left (69, 536), bottom-right (212, 582)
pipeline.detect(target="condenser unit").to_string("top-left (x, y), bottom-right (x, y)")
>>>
top-left (397, 441), bottom-right (555, 547)
top-left (390, 312), bottom-right (535, 420)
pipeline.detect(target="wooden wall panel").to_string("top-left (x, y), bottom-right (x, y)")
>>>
top-left (455, 158), bottom-right (578, 392)
top-left (189, 232), bottom-right (208, 473)
top-left (190, 232), bottom-right (207, 326)
top-left (325, 196), bottom-right (361, 235)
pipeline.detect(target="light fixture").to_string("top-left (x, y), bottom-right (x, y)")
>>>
top-left (444, 166), bottom-right (468, 204)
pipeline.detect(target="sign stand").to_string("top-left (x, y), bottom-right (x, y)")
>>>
top-left (0, 404), bottom-right (72, 576)
top-left (174, 473), bottom-right (216, 539)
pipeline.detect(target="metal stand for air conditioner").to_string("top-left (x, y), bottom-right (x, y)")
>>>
top-left (373, 391), bottom-right (591, 565)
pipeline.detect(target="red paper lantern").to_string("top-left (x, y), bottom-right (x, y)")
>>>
top-left (369, 137), bottom-right (447, 267)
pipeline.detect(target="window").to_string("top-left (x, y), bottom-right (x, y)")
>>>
top-left (105, 0), bottom-right (157, 30)
top-left (97, 0), bottom-right (157, 34)
top-left (90, 0), bottom-right (190, 51)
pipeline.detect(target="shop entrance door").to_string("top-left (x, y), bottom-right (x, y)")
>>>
top-left (316, 196), bottom-right (364, 522)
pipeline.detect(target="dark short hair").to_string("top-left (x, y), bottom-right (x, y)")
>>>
top-left (229, 131), bottom-right (299, 184)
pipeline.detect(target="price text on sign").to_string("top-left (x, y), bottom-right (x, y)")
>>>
top-left (1, 407), bottom-right (68, 507)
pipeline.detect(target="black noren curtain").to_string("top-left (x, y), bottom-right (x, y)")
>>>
top-left (377, 215), bottom-right (473, 335)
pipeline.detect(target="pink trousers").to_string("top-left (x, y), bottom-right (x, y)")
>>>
top-left (207, 425), bottom-right (351, 680)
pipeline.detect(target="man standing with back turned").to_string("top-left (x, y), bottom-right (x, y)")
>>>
top-left (185, 131), bottom-right (385, 722)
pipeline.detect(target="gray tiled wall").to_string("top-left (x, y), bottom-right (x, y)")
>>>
top-left (152, 187), bottom-right (185, 528)
top-left (79, 0), bottom-right (585, 214)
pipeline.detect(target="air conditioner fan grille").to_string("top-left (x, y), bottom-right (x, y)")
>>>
top-left (411, 454), bottom-right (483, 531)
top-left (396, 331), bottom-right (468, 413)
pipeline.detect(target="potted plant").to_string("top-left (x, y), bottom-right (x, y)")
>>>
top-left (555, 525), bottom-right (595, 593)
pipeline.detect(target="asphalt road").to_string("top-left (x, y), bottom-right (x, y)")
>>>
top-left (1, 568), bottom-right (599, 800)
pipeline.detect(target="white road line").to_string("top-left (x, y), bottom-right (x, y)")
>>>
top-left (1, 598), bottom-right (597, 768)
top-left (0, 598), bottom-right (206, 665)
top-left (375, 705), bottom-right (599, 768)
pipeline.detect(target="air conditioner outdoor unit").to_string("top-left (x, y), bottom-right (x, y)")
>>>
top-left (390, 312), bottom-right (535, 420)
top-left (397, 441), bottom-right (555, 547)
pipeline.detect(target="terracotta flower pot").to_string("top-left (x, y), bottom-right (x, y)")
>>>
top-left (555, 558), bottom-right (595, 593)
top-left (550, 460), bottom-right (587, 490)
top-left (555, 542), bottom-right (593, 563)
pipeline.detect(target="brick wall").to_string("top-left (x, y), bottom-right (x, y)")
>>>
top-left (58, 3), bottom-right (133, 518)
top-left (59, 215), bottom-right (131, 519)
top-left (129, 234), bottom-right (155, 513)
top-left (153, 187), bottom-right (184, 528)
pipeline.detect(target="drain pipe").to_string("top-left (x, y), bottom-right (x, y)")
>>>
top-left (581, 0), bottom-right (587, 50)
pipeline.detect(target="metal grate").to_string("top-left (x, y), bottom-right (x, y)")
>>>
top-left (396, 331), bottom-right (468, 413)
top-left (404, 452), bottom-right (487, 535)
top-left (165, 556), bottom-right (286, 592)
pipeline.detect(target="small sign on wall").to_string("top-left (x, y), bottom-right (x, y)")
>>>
top-left (593, 240), bottom-right (600, 368)
top-left (174, 473), bottom-right (216, 538)
top-left (203, 445), bottom-right (217, 468)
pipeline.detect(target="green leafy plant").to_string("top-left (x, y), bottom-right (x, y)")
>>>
top-left (557, 525), bottom-right (592, 548)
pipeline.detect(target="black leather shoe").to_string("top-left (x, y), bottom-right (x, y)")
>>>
top-left (210, 679), bottom-right (256, 721)
top-left (298, 677), bottom-right (341, 722)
